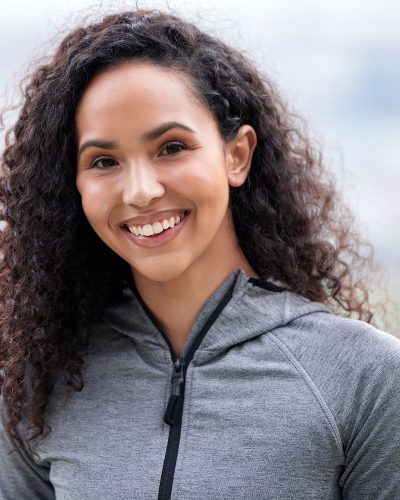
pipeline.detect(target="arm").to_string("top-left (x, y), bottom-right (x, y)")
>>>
top-left (339, 333), bottom-right (400, 498)
top-left (0, 399), bottom-right (55, 500)
top-left (275, 311), bottom-right (400, 498)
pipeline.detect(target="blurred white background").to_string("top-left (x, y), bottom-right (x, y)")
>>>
top-left (1, 0), bottom-right (399, 330)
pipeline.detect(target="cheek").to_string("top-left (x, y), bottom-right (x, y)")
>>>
top-left (77, 177), bottom-right (116, 225)
top-left (172, 159), bottom-right (229, 205)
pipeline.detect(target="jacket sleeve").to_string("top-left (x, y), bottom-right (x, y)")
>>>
top-left (339, 331), bottom-right (400, 498)
top-left (0, 398), bottom-right (55, 500)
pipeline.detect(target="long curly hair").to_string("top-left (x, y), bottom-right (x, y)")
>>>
top-left (0, 9), bottom-right (382, 446)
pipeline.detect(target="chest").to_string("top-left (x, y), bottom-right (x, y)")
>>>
top-left (34, 350), bottom-right (344, 499)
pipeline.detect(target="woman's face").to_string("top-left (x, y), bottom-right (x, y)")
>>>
top-left (75, 61), bottom-right (254, 283)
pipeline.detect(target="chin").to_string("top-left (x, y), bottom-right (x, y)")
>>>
top-left (130, 261), bottom-right (190, 283)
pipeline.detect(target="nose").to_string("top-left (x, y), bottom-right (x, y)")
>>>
top-left (122, 160), bottom-right (165, 208)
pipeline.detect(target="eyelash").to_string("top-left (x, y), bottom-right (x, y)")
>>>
top-left (90, 141), bottom-right (189, 169)
top-left (90, 157), bottom-right (118, 169)
top-left (159, 141), bottom-right (189, 156)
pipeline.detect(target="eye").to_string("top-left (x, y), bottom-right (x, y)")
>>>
top-left (91, 157), bottom-right (118, 169)
top-left (159, 141), bottom-right (188, 156)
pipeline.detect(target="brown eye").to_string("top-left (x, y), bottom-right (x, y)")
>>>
top-left (91, 157), bottom-right (118, 169)
top-left (159, 142), bottom-right (188, 156)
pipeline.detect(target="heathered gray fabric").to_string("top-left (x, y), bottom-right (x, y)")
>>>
top-left (1, 269), bottom-right (400, 499)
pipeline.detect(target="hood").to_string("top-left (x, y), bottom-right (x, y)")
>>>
top-left (102, 269), bottom-right (330, 365)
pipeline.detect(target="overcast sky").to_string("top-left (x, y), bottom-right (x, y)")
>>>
top-left (1, 0), bottom-right (399, 321)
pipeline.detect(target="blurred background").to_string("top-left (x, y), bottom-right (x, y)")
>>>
top-left (1, 0), bottom-right (399, 333)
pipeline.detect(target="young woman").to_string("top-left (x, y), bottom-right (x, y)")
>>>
top-left (1, 9), bottom-right (399, 500)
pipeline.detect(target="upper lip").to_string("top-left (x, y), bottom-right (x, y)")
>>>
top-left (120, 209), bottom-right (189, 227)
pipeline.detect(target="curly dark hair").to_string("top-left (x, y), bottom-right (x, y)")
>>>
top-left (0, 9), bottom-right (382, 447)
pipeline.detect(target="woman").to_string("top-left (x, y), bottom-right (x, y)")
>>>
top-left (1, 9), bottom-right (399, 500)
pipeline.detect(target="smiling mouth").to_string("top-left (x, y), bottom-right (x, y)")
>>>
top-left (122, 210), bottom-right (190, 238)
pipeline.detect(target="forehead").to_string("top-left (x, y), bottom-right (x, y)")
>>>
top-left (75, 61), bottom-right (213, 135)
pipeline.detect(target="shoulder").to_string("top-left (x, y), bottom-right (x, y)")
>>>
top-left (244, 279), bottom-right (400, 381)
top-left (268, 302), bottom-right (400, 448)
top-left (270, 304), bottom-right (400, 374)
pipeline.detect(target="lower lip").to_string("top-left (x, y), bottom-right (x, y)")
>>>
top-left (122, 212), bottom-right (190, 248)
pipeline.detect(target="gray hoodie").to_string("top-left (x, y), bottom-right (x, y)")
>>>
top-left (1, 269), bottom-right (400, 499)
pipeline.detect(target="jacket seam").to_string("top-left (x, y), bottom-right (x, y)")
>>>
top-left (268, 332), bottom-right (344, 457)
top-left (101, 317), bottom-right (172, 361)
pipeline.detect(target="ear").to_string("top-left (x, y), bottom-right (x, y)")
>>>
top-left (225, 125), bottom-right (257, 187)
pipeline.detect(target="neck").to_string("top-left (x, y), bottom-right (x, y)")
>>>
top-left (132, 238), bottom-right (257, 357)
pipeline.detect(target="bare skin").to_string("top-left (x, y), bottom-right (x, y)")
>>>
top-left (75, 61), bottom-right (258, 356)
top-left (134, 214), bottom-right (258, 355)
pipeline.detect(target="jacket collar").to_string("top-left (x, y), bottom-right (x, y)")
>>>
top-left (102, 269), bottom-right (330, 364)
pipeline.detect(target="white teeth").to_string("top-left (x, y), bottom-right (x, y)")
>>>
top-left (142, 224), bottom-right (154, 236)
top-left (152, 221), bottom-right (163, 234)
top-left (127, 211), bottom-right (187, 237)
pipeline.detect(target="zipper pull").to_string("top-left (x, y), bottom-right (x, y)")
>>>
top-left (164, 357), bottom-right (185, 426)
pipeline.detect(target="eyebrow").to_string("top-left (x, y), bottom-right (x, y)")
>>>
top-left (78, 121), bottom-right (197, 156)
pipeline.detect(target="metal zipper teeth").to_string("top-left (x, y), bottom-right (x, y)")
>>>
top-left (131, 280), bottom-right (237, 500)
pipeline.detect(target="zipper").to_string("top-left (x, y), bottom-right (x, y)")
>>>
top-left (158, 356), bottom-right (185, 500)
top-left (130, 278), bottom-right (237, 500)
top-left (164, 357), bottom-right (185, 425)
